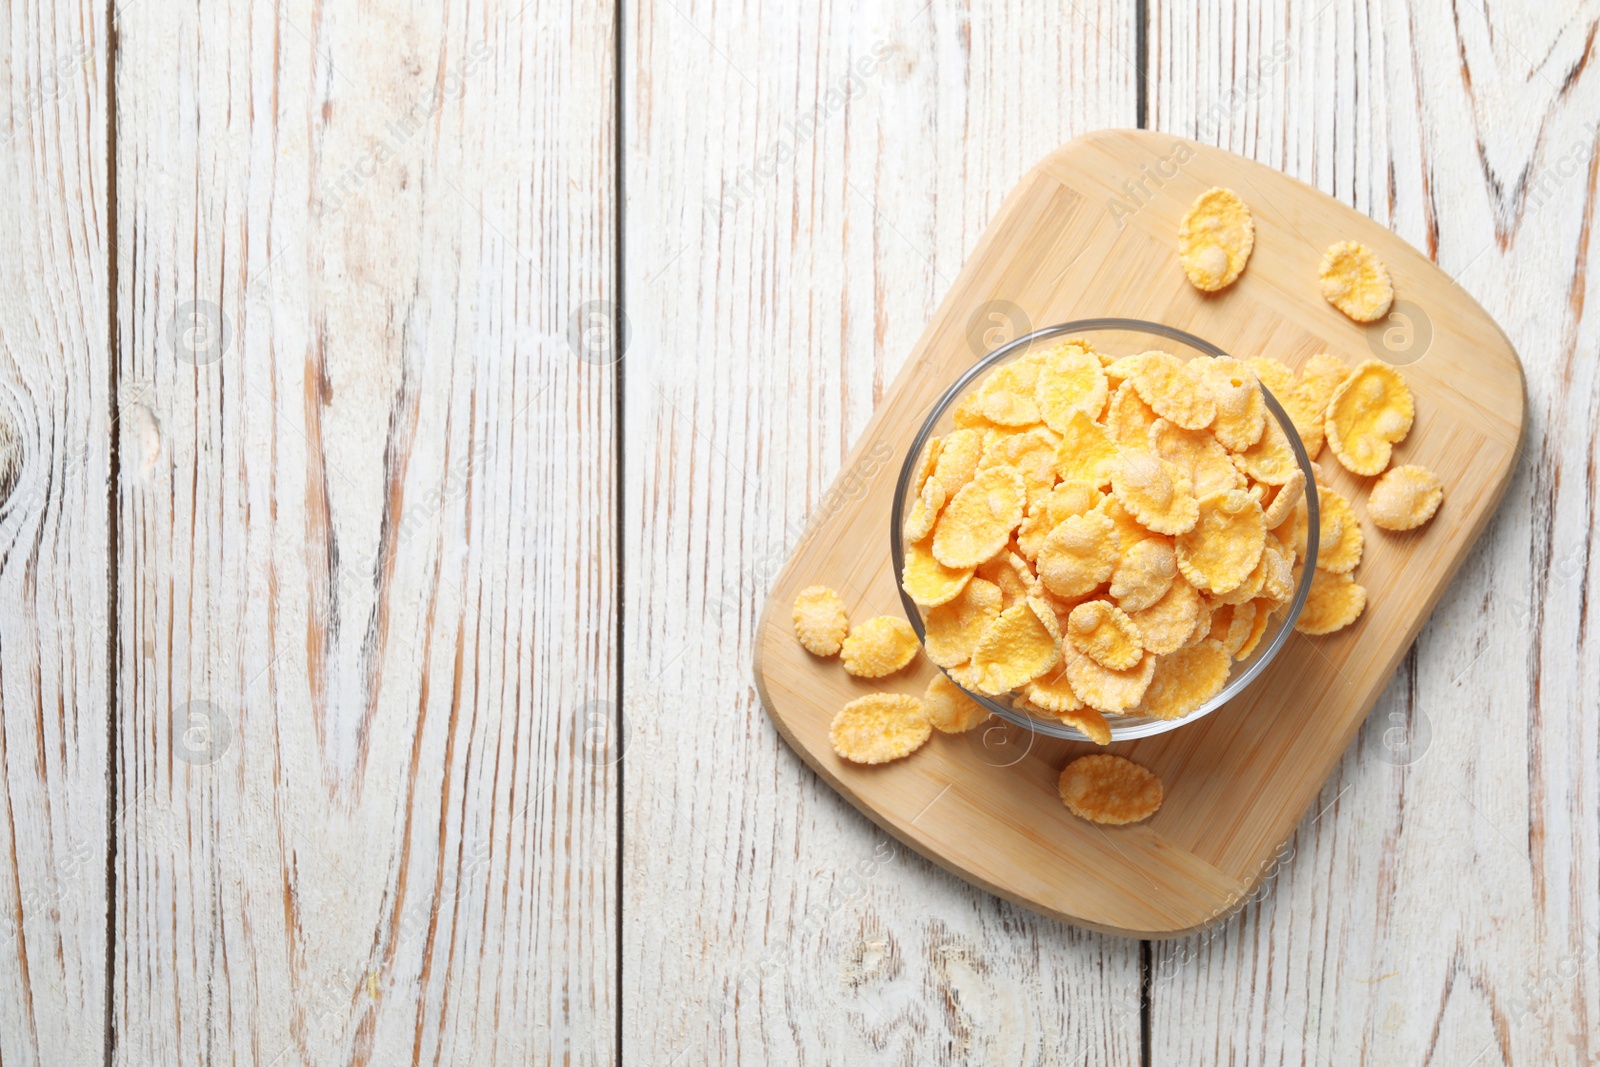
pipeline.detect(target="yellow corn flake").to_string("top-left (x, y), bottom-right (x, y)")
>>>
top-left (1207, 599), bottom-right (1256, 657)
top-left (1057, 754), bottom-right (1163, 824)
top-left (1209, 548), bottom-right (1266, 605)
top-left (1035, 344), bottom-right (1110, 432)
top-left (955, 360), bottom-right (1043, 427)
top-left (1102, 352), bottom-right (1153, 386)
top-left (902, 539), bottom-right (975, 608)
top-left (923, 672), bottom-right (989, 733)
top-left (1135, 639), bottom-right (1232, 721)
top-left (1065, 646), bottom-right (1156, 715)
top-left (1367, 464), bottom-right (1444, 531)
top-left (1105, 379), bottom-right (1160, 448)
top-left (1109, 536), bottom-right (1177, 613)
top-left (967, 598), bottom-right (1062, 695)
top-left (1233, 416), bottom-right (1297, 485)
top-left (792, 585), bottom-right (850, 656)
top-left (1056, 707), bottom-right (1113, 746)
top-left (840, 615), bottom-right (921, 678)
top-left (1096, 496), bottom-right (1154, 553)
top-left (1325, 359), bottom-right (1414, 476)
top-left (1295, 569), bottom-right (1368, 635)
top-left (975, 549), bottom-right (1040, 605)
top-left (1178, 187), bottom-right (1255, 292)
top-left (1236, 597), bottom-right (1275, 660)
top-left (1112, 451), bottom-right (1200, 535)
top-left (1131, 351), bottom-right (1217, 431)
top-left (1054, 408), bottom-right (1121, 487)
top-left (980, 426), bottom-right (1061, 507)
top-left (902, 473), bottom-right (945, 543)
top-left (1195, 357), bottom-right (1267, 452)
top-left (924, 577), bottom-right (1003, 667)
top-left (1180, 595), bottom-right (1214, 648)
top-left (1319, 240), bottom-right (1394, 323)
top-left (1256, 541), bottom-right (1295, 604)
top-left (1274, 494), bottom-right (1309, 567)
top-left (1261, 469), bottom-right (1306, 529)
top-left (830, 693), bottom-right (931, 765)
top-left (1292, 352), bottom-right (1349, 457)
top-left (931, 465), bottom-right (1026, 568)
top-left (1024, 662), bottom-right (1084, 713)
top-left (1248, 356), bottom-right (1323, 455)
top-left (1316, 485), bottom-right (1364, 574)
top-left (1067, 600), bottom-right (1146, 670)
top-left (1129, 574), bottom-right (1202, 655)
top-left (1017, 480), bottom-right (1103, 559)
top-left (1037, 509), bottom-right (1119, 598)
top-left (932, 427), bottom-right (985, 498)
top-left (1175, 489), bottom-right (1267, 594)
top-left (1148, 417), bottom-right (1244, 498)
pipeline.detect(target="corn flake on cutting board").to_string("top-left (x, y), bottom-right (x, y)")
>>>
top-left (752, 130), bottom-right (1524, 938)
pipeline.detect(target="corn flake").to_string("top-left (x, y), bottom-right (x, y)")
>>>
top-left (932, 465), bottom-right (1027, 568)
top-left (1065, 646), bottom-right (1156, 715)
top-left (1055, 408), bottom-right (1121, 487)
top-left (954, 360), bottom-right (1042, 427)
top-left (830, 694), bottom-right (931, 764)
top-left (1024, 662), bottom-right (1084, 713)
top-left (1367, 464), bottom-right (1443, 531)
top-left (975, 549), bottom-right (1040, 605)
top-left (1236, 597), bottom-right (1274, 659)
top-left (1261, 469), bottom-right (1306, 529)
top-left (840, 616), bottom-right (921, 678)
top-left (924, 577), bottom-right (1002, 667)
top-left (1148, 417), bottom-right (1244, 498)
top-left (1178, 187), bottom-right (1255, 292)
top-left (968, 598), bottom-right (1062, 695)
top-left (923, 672), bottom-right (989, 733)
top-left (1135, 639), bottom-right (1232, 720)
top-left (902, 539), bottom-right (975, 608)
top-left (1326, 359), bottom-right (1414, 476)
top-left (1037, 509), bottom-right (1119, 598)
top-left (1017, 480), bottom-right (1102, 558)
top-left (1196, 357), bottom-right (1267, 451)
top-left (1067, 600), bottom-right (1145, 670)
top-left (1234, 416), bottom-right (1298, 485)
top-left (1105, 379), bottom-right (1160, 447)
top-left (1035, 344), bottom-right (1110, 432)
top-left (1294, 353), bottom-right (1350, 452)
top-left (1316, 485), bottom-right (1364, 574)
top-left (1319, 240), bottom-right (1394, 323)
top-left (932, 427), bottom-right (985, 498)
top-left (792, 585), bottom-right (849, 656)
top-left (1131, 351), bottom-right (1218, 430)
top-left (1058, 754), bottom-right (1163, 824)
top-left (902, 473), bottom-right (945, 543)
top-left (1176, 489), bottom-right (1267, 594)
top-left (1112, 451), bottom-right (1200, 535)
top-left (1129, 574), bottom-right (1203, 655)
top-left (1109, 536), bottom-right (1177, 613)
top-left (980, 426), bottom-right (1061, 507)
top-left (1295, 569), bottom-right (1368, 634)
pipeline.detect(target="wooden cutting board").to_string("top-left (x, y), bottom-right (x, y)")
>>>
top-left (751, 129), bottom-right (1524, 939)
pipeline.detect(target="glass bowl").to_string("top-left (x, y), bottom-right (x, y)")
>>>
top-left (890, 318), bottom-right (1321, 743)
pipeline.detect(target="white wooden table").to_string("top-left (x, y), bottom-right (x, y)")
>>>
top-left (1, 1), bottom-right (1595, 1063)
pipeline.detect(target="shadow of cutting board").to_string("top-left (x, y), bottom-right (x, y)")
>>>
top-left (751, 129), bottom-right (1524, 938)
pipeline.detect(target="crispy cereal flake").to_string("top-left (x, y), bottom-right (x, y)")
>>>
top-left (1065, 646), bottom-right (1156, 715)
top-left (1316, 485), bottom-right (1364, 574)
top-left (1148, 417), bottom-right (1244, 498)
top-left (1175, 489), bottom-right (1267, 595)
top-left (1295, 569), bottom-right (1367, 634)
top-left (1325, 359), bottom-right (1414, 476)
top-left (840, 616), bottom-right (921, 678)
top-left (923, 673), bottom-right (989, 733)
top-left (1135, 639), bottom-right (1231, 721)
top-left (1112, 451), bottom-right (1200, 535)
top-left (1055, 408), bottom-right (1121, 487)
top-left (1105, 379), bottom-right (1161, 448)
top-left (1179, 188), bottom-right (1255, 292)
top-left (902, 539), bottom-right (975, 608)
top-left (1109, 537), bottom-right (1178, 613)
top-left (792, 585), bottom-right (849, 656)
top-left (1129, 574), bottom-right (1203, 655)
top-left (1035, 344), bottom-right (1111, 432)
top-left (1319, 240), bottom-right (1394, 322)
top-left (1131, 351), bottom-right (1218, 431)
top-left (1037, 509), bottom-right (1120, 598)
top-left (932, 465), bottom-right (1027, 568)
top-left (1058, 754), bottom-right (1164, 824)
top-left (1024, 663), bottom-right (1084, 713)
top-left (923, 577), bottom-right (1003, 668)
top-left (1067, 600), bottom-right (1146, 671)
top-left (830, 694), bottom-right (931, 764)
top-left (1367, 464), bottom-right (1443, 531)
top-left (967, 599), bottom-right (1062, 695)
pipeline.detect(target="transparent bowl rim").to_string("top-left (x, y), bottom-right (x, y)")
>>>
top-left (889, 317), bottom-right (1321, 743)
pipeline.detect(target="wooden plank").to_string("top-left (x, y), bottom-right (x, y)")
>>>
top-left (0, 2), bottom-right (110, 1062)
top-left (623, 2), bottom-right (1144, 1062)
top-left (113, 1), bottom-right (617, 1061)
top-left (754, 129), bottom-right (1523, 935)
top-left (1147, 1), bottom-right (1600, 1062)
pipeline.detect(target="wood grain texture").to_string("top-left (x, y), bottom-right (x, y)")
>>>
top-left (113, 1), bottom-right (617, 1062)
top-left (0, 2), bottom-right (110, 1063)
top-left (1147, 1), bottom-right (1600, 1063)
top-left (755, 129), bottom-right (1522, 936)
top-left (622, 2), bottom-right (1145, 1063)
